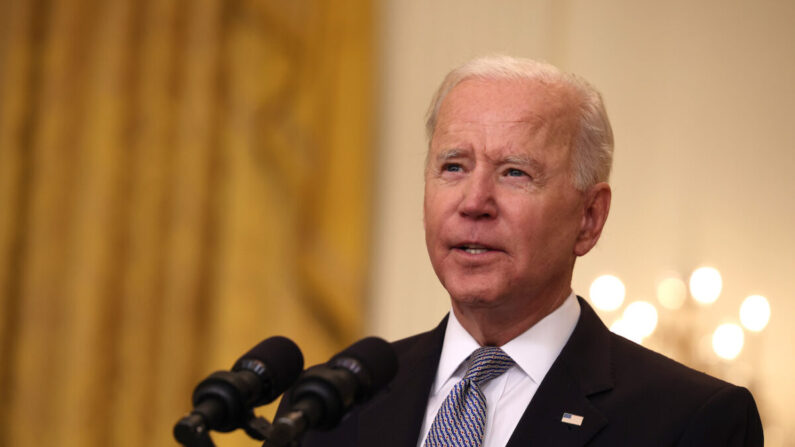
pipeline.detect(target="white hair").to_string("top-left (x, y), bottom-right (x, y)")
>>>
top-left (425, 55), bottom-right (614, 190)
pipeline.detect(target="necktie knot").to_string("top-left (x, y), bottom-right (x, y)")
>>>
top-left (463, 346), bottom-right (514, 386)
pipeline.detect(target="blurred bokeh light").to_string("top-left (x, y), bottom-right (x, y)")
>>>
top-left (589, 274), bottom-right (625, 311)
top-left (689, 267), bottom-right (723, 305)
top-left (740, 295), bottom-right (771, 332)
top-left (656, 276), bottom-right (687, 310)
top-left (712, 323), bottom-right (745, 360)
top-left (622, 300), bottom-right (659, 338)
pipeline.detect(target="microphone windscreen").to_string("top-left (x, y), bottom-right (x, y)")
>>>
top-left (331, 336), bottom-right (397, 392)
top-left (238, 336), bottom-right (304, 395)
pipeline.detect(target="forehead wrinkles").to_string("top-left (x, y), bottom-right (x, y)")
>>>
top-left (432, 115), bottom-right (561, 160)
top-left (435, 81), bottom-right (578, 142)
top-left (440, 77), bottom-right (576, 119)
top-left (437, 96), bottom-right (551, 129)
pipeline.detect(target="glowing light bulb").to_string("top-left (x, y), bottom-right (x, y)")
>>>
top-left (589, 275), bottom-right (625, 311)
top-left (712, 323), bottom-right (744, 360)
top-left (689, 267), bottom-right (722, 305)
top-left (657, 276), bottom-right (687, 310)
top-left (622, 301), bottom-right (659, 338)
top-left (739, 295), bottom-right (770, 332)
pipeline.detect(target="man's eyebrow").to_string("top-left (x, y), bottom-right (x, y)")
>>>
top-left (435, 148), bottom-right (467, 162)
top-left (502, 154), bottom-right (544, 171)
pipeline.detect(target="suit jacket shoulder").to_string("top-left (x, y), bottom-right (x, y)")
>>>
top-left (507, 297), bottom-right (763, 446)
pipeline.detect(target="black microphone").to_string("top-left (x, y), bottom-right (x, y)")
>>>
top-left (265, 337), bottom-right (398, 446)
top-left (174, 336), bottom-right (304, 444)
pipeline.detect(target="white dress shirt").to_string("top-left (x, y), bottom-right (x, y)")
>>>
top-left (416, 293), bottom-right (581, 447)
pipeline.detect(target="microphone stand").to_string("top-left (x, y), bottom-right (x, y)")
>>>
top-left (174, 410), bottom-right (295, 447)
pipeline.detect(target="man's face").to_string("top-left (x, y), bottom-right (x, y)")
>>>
top-left (424, 77), bottom-right (589, 309)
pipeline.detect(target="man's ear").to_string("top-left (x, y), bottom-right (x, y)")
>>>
top-left (574, 182), bottom-right (611, 257)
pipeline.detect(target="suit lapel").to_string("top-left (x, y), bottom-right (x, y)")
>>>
top-left (357, 299), bottom-right (614, 447)
top-left (358, 317), bottom-right (447, 447)
top-left (507, 298), bottom-right (613, 447)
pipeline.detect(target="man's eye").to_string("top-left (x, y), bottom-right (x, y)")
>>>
top-left (506, 168), bottom-right (527, 177)
top-left (443, 163), bottom-right (463, 173)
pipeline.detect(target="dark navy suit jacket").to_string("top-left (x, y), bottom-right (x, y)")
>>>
top-left (290, 297), bottom-right (763, 446)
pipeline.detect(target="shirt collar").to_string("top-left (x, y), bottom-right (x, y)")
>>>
top-left (433, 292), bottom-right (581, 393)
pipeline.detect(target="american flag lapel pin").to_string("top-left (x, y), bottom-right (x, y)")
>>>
top-left (561, 412), bottom-right (584, 426)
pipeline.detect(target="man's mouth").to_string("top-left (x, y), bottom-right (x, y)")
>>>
top-left (454, 244), bottom-right (495, 254)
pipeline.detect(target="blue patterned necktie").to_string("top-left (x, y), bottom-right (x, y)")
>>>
top-left (424, 346), bottom-right (515, 447)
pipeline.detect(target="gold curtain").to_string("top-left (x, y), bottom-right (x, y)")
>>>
top-left (0, 0), bottom-right (373, 446)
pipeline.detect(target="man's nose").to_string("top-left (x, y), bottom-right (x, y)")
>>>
top-left (458, 172), bottom-right (497, 219)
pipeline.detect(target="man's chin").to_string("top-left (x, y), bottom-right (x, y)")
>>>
top-left (437, 270), bottom-right (514, 308)
top-left (447, 288), bottom-right (505, 309)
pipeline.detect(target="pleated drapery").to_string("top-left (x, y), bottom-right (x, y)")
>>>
top-left (0, 1), bottom-right (373, 446)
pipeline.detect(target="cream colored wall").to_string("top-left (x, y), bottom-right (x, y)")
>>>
top-left (370, 0), bottom-right (795, 444)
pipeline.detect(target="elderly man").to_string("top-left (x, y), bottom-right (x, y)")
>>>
top-left (297, 55), bottom-right (763, 446)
